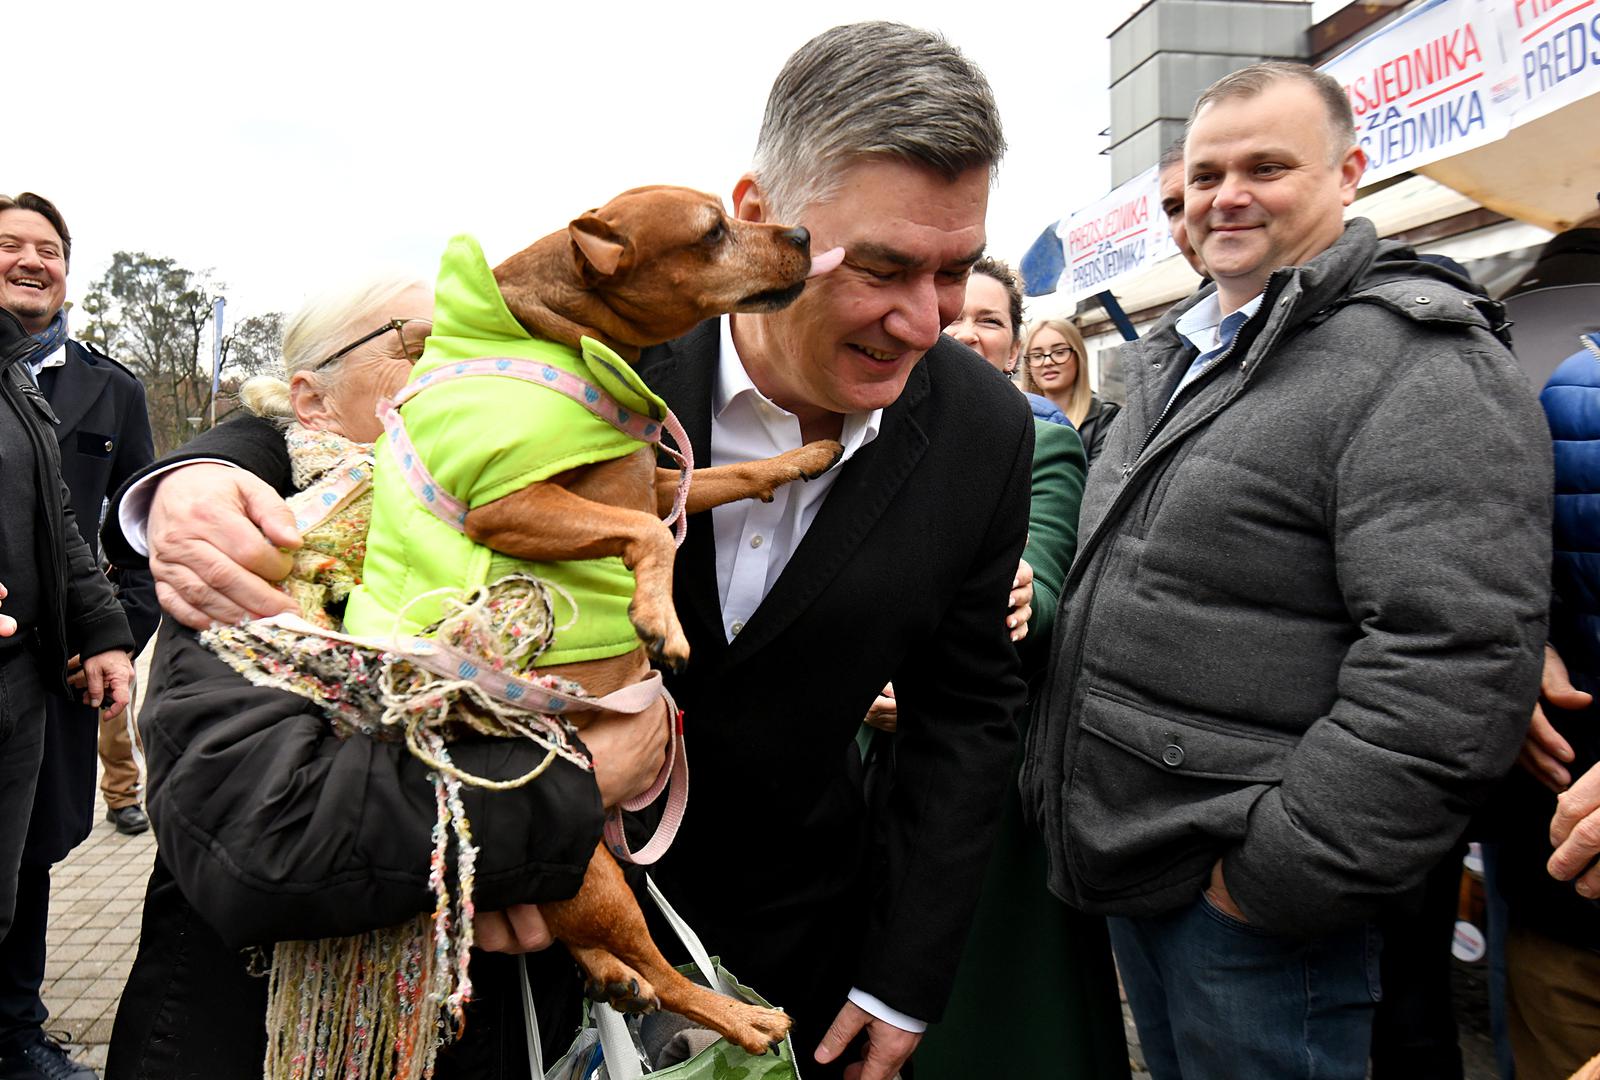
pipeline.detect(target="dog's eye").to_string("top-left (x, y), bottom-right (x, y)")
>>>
top-left (702, 221), bottom-right (726, 246)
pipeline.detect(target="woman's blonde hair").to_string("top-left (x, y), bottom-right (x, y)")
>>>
top-left (238, 272), bottom-right (428, 423)
top-left (1019, 317), bottom-right (1092, 427)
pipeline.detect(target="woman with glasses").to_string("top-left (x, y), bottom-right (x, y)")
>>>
top-left (106, 274), bottom-right (637, 1080)
top-left (908, 260), bottom-right (1128, 1080)
top-left (1019, 318), bottom-right (1121, 466)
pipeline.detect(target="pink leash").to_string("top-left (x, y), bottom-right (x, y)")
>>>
top-left (374, 354), bottom-right (695, 863)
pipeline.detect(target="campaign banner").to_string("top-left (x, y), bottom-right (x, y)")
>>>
top-left (1323, 0), bottom-right (1512, 183)
top-left (1058, 165), bottom-right (1178, 303)
top-left (1494, 0), bottom-right (1600, 124)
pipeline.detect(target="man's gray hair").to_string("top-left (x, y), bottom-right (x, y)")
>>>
top-left (752, 22), bottom-right (1005, 219)
top-left (1189, 61), bottom-right (1356, 164)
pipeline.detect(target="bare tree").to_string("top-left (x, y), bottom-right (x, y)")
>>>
top-left (78, 253), bottom-right (221, 454)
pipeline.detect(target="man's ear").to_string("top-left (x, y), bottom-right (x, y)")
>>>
top-left (1338, 145), bottom-right (1368, 207)
top-left (570, 214), bottom-right (627, 281)
top-left (732, 174), bottom-right (767, 223)
top-left (289, 370), bottom-right (333, 430)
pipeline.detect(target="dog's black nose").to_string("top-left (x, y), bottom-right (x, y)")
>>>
top-left (781, 226), bottom-right (809, 251)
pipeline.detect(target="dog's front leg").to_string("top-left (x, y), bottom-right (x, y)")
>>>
top-left (465, 480), bottom-right (688, 669)
top-left (657, 439), bottom-right (844, 517)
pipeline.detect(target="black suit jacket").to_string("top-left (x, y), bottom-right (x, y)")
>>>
top-left (25, 340), bottom-right (157, 864)
top-left (103, 328), bottom-right (1034, 1050)
top-left (634, 323), bottom-right (1031, 1040)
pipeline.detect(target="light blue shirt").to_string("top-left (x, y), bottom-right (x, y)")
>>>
top-left (1169, 291), bottom-right (1265, 405)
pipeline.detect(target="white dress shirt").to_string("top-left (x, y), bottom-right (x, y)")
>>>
top-left (710, 316), bottom-right (880, 643)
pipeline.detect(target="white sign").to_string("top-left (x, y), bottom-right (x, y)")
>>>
top-left (1323, 0), bottom-right (1512, 183)
top-left (1057, 165), bottom-right (1178, 303)
top-left (1494, 0), bottom-right (1600, 124)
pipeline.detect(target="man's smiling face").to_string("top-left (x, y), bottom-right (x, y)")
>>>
top-left (732, 158), bottom-right (988, 435)
top-left (0, 209), bottom-right (68, 334)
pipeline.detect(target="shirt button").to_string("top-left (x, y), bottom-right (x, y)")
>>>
top-left (731, 620), bottom-right (745, 635)
top-left (1161, 744), bottom-right (1185, 768)
top-left (104, 439), bottom-right (114, 452)
top-left (750, 535), bottom-right (764, 549)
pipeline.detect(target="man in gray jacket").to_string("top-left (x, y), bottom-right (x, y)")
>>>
top-left (1021, 62), bottom-right (1551, 1079)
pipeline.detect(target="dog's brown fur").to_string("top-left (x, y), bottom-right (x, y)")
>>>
top-left (464, 187), bottom-right (841, 1054)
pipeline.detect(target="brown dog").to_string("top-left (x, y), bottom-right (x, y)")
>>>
top-left (454, 187), bottom-right (841, 1055)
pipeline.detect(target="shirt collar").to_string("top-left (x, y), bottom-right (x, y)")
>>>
top-left (716, 315), bottom-right (882, 459)
top-left (29, 341), bottom-right (67, 377)
top-left (1175, 290), bottom-right (1265, 358)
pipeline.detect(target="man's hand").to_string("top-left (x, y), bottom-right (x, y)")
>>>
top-left (147, 463), bottom-right (301, 629)
top-left (1205, 859), bottom-right (1250, 923)
top-left (864, 683), bottom-right (897, 734)
top-left (474, 903), bottom-right (554, 953)
top-left (1008, 557), bottom-right (1034, 643)
top-left (580, 702), bottom-right (669, 809)
top-left (1549, 761), bottom-right (1600, 898)
top-left (0, 580), bottom-right (15, 638)
top-left (814, 1001), bottom-right (922, 1080)
top-left (1521, 643), bottom-right (1593, 792)
top-left (81, 649), bottom-right (134, 722)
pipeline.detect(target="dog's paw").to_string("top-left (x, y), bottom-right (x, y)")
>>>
top-left (584, 974), bottom-right (661, 1015)
top-left (716, 1003), bottom-right (792, 1057)
top-left (794, 439), bottom-right (844, 480)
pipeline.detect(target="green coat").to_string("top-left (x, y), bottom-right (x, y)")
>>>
top-left (343, 235), bottom-right (662, 666)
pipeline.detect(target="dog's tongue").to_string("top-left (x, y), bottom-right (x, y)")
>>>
top-left (807, 246), bottom-right (845, 278)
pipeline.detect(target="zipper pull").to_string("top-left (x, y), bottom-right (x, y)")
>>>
top-left (1121, 462), bottom-right (1133, 479)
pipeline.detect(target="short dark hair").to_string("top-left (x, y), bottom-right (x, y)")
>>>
top-left (1158, 138), bottom-right (1186, 173)
top-left (1189, 61), bottom-right (1355, 164)
top-left (0, 192), bottom-right (71, 266)
top-left (970, 256), bottom-right (1023, 339)
top-left (753, 22), bottom-right (1006, 217)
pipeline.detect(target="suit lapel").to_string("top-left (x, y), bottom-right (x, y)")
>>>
top-left (644, 322), bottom-right (724, 649)
top-left (725, 359), bottom-right (931, 664)
top-left (44, 343), bottom-right (112, 437)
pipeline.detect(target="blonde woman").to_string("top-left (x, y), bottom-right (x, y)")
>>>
top-left (1020, 318), bottom-right (1121, 466)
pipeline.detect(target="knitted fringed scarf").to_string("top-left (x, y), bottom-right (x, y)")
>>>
top-left (201, 427), bottom-right (593, 1080)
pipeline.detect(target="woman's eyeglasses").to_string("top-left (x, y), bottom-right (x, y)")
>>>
top-left (1024, 345), bottom-right (1077, 366)
top-left (312, 318), bottom-right (431, 373)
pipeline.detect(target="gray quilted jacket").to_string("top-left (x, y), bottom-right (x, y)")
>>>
top-left (1021, 219), bottom-right (1552, 935)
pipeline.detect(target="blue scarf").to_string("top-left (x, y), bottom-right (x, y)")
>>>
top-left (29, 309), bottom-right (68, 357)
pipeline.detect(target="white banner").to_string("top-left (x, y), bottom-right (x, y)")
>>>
top-left (1323, 0), bottom-right (1513, 183)
top-left (1057, 165), bottom-right (1179, 303)
top-left (1493, 0), bottom-right (1600, 124)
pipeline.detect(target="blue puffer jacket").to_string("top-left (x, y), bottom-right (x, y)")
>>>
top-left (1546, 333), bottom-right (1600, 686)
top-left (1497, 331), bottom-right (1600, 950)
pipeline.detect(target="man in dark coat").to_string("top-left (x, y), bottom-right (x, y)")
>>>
top-left (103, 23), bottom-right (1031, 1080)
top-left (0, 194), bottom-right (139, 1080)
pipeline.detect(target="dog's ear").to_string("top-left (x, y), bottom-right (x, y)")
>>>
top-left (570, 215), bottom-right (627, 283)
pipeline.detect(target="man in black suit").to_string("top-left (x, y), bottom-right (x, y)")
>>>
top-left (0, 193), bottom-right (155, 1080)
top-left (104, 24), bottom-right (1031, 1080)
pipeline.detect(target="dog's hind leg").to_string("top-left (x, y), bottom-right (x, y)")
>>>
top-left (544, 844), bottom-right (793, 1057)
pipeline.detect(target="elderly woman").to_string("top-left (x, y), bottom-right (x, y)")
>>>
top-left (106, 274), bottom-right (659, 1080)
top-left (914, 259), bottom-right (1129, 1080)
top-left (1019, 317), bottom-right (1121, 466)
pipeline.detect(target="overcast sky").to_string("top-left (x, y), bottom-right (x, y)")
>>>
top-left (12, 0), bottom-right (1332, 328)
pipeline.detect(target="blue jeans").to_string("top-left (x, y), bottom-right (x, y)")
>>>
top-left (1110, 893), bottom-right (1382, 1080)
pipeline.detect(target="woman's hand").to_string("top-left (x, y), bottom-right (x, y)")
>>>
top-left (1008, 557), bottom-right (1034, 642)
top-left (581, 702), bottom-right (670, 808)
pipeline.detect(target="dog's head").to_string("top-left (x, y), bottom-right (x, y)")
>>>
top-left (554, 186), bottom-right (822, 351)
